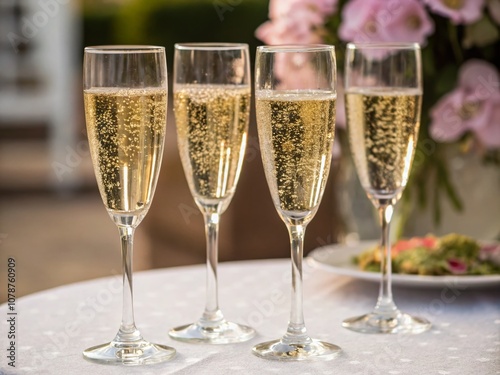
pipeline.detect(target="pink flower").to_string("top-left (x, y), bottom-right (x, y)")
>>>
top-left (256, 0), bottom-right (337, 45)
top-left (270, 1), bottom-right (323, 27)
top-left (256, 0), bottom-right (338, 93)
top-left (474, 97), bottom-right (500, 148)
top-left (338, 0), bottom-right (386, 42)
top-left (430, 60), bottom-right (500, 149)
top-left (310, 0), bottom-right (338, 15)
top-left (429, 92), bottom-right (464, 142)
top-left (458, 59), bottom-right (500, 99)
top-left (422, 0), bottom-right (486, 25)
top-left (256, 18), bottom-right (322, 45)
top-left (379, 0), bottom-right (435, 44)
top-left (430, 89), bottom-right (494, 142)
top-left (339, 0), bottom-right (434, 45)
top-left (270, 0), bottom-right (337, 23)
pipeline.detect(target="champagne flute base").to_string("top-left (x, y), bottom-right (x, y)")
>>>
top-left (342, 311), bottom-right (431, 334)
top-left (83, 339), bottom-right (176, 365)
top-left (252, 338), bottom-right (341, 361)
top-left (169, 320), bottom-right (255, 344)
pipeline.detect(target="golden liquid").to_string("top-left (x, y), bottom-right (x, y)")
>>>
top-left (346, 88), bottom-right (421, 198)
top-left (174, 84), bottom-right (250, 205)
top-left (84, 87), bottom-right (167, 213)
top-left (256, 90), bottom-right (336, 222)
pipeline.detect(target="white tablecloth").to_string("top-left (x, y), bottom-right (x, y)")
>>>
top-left (1, 259), bottom-right (499, 374)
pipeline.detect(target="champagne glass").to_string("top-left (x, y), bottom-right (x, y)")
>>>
top-left (342, 43), bottom-right (431, 334)
top-left (82, 46), bottom-right (176, 364)
top-left (253, 45), bottom-right (340, 360)
top-left (169, 43), bottom-right (255, 344)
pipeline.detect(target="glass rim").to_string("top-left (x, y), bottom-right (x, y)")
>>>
top-left (346, 42), bottom-right (420, 50)
top-left (174, 43), bottom-right (248, 50)
top-left (257, 44), bottom-right (335, 53)
top-left (84, 45), bottom-right (165, 54)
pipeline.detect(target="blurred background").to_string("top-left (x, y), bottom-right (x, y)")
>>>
top-left (0, 0), bottom-right (347, 301)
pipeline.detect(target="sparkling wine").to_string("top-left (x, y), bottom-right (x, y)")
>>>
top-left (256, 90), bottom-right (336, 221)
top-left (346, 88), bottom-right (421, 198)
top-left (84, 87), bottom-right (167, 213)
top-left (174, 84), bottom-right (250, 205)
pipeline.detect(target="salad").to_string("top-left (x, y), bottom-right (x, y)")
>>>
top-left (354, 234), bottom-right (500, 276)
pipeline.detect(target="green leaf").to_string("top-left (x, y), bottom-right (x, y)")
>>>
top-left (463, 15), bottom-right (500, 48)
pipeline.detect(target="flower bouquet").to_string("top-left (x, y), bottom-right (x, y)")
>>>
top-left (256, 0), bottom-right (500, 233)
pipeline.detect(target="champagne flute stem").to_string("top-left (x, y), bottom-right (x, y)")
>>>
top-left (201, 211), bottom-right (224, 325)
top-left (116, 225), bottom-right (141, 341)
top-left (283, 224), bottom-right (310, 345)
top-left (374, 203), bottom-right (397, 314)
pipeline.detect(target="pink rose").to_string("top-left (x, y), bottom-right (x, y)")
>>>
top-left (422, 0), bottom-right (486, 25)
top-left (339, 0), bottom-right (434, 45)
top-left (430, 60), bottom-right (500, 149)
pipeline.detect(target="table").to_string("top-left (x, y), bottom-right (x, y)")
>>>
top-left (1, 259), bottom-right (499, 374)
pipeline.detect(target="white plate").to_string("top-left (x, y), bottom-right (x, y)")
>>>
top-left (307, 242), bottom-right (500, 288)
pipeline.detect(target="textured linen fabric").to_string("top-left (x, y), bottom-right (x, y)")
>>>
top-left (0, 259), bottom-right (499, 375)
